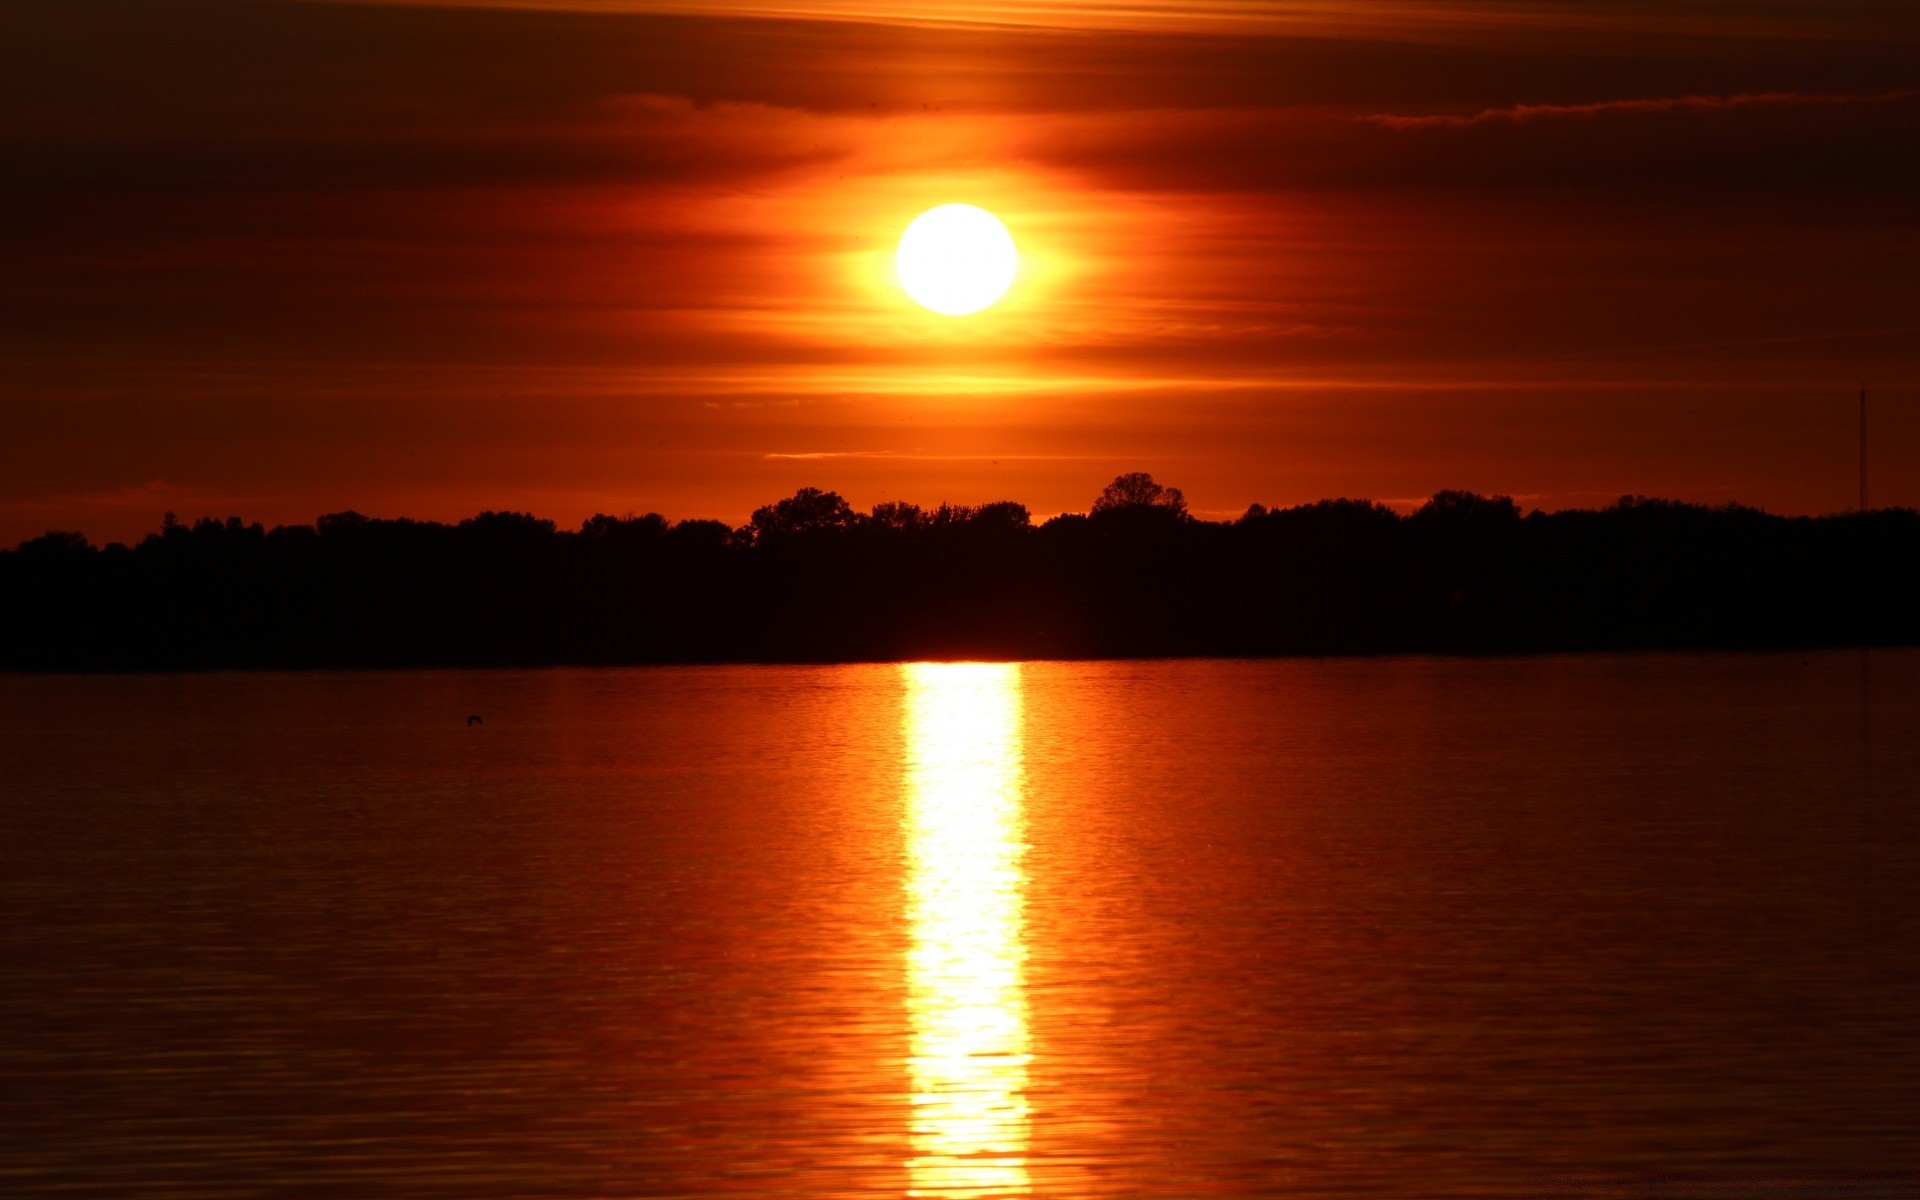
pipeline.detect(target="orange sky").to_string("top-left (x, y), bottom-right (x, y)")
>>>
top-left (3, 0), bottom-right (1918, 543)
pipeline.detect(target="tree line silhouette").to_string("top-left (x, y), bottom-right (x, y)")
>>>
top-left (3, 474), bottom-right (1915, 669)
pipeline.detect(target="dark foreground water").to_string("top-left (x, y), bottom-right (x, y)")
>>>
top-left (3, 653), bottom-right (1917, 1198)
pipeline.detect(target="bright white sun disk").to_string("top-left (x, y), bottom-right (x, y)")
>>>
top-left (896, 204), bottom-right (1018, 316)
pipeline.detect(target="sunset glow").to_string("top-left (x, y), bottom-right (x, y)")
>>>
top-left (5, 0), bottom-right (1919, 1184)
top-left (1, 0), bottom-right (1914, 541)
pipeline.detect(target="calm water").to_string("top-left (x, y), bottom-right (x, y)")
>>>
top-left (3, 653), bottom-right (1918, 1198)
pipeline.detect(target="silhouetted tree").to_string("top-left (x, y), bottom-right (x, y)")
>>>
top-left (971, 501), bottom-right (1032, 530)
top-left (460, 511), bottom-right (555, 538)
top-left (868, 501), bottom-right (926, 531)
top-left (750, 487), bottom-right (856, 541)
top-left (1413, 490), bottom-right (1520, 526)
top-left (581, 512), bottom-right (670, 542)
top-left (15, 531), bottom-right (92, 560)
top-left (317, 510), bottom-right (371, 537)
top-left (1, 486), bottom-right (1915, 669)
top-left (1092, 472), bottom-right (1187, 517)
top-left (670, 518), bottom-right (732, 547)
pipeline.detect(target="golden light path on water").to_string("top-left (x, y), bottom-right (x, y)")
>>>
top-left (901, 662), bottom-right (1032, 1199)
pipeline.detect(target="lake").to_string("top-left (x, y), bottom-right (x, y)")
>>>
top-left (3, 653), bottom-right (1917, 1197)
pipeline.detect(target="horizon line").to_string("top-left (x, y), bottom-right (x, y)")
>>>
top-left (12, 484), bottom-right (1913, 553)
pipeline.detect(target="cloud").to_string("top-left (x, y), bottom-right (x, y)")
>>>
top-left (761, 451), bottom-right (1107, 460)
top-left (1365, 88), bottom-right (1918, 130)
top-left (331, 0), bottom-right (1920, 45)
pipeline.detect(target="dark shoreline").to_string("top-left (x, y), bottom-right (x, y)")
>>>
top-left (6, 486), bottom-right (1916, 672)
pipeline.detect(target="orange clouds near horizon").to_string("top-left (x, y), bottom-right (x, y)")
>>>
top-left (333, 0), bottom-right (1920, 44)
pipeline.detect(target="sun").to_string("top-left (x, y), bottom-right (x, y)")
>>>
top-left (896, 204), bottom-right (1018, 316)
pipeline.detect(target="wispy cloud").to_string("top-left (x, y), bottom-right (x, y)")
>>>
top-left (1366, 88), bottom-right (1917, 130)
top-left (761, 451), bottom-right (1113, 461)
top-left (331, 0), bottom-right (1907, 43)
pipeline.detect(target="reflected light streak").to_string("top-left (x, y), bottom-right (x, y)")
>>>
top-left (902, 662), bottom-right (1031, 1198)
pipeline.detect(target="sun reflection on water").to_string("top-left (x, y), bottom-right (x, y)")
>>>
top-left (902, 662), bottom-right (1031, 1199)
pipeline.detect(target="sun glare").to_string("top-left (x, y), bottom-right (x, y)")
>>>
top-left (902, 662), bottom-right (1031, 1197)
top-left (896, 204), bottom-right (1018, 316)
